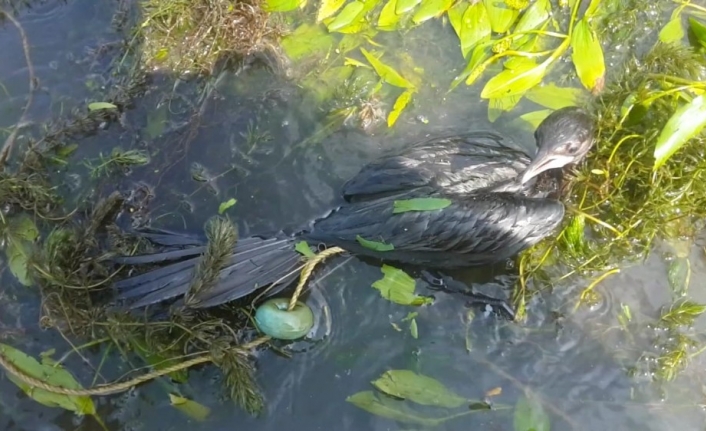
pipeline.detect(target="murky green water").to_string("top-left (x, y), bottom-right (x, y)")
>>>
top-left (2, 1), bottom-right (706, 430)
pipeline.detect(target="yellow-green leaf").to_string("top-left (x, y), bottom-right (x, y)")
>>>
top-left (688, 17), bottom-right (706, 48)
top-left (318, 0), bottom-right (348, 21)
top-left (514, 0), bottom-right (549, 33)
top-left (518, 109), bottom-right (553, 129)
top-left (371, 265), bottom-right (433, 305)
top-left (571, 18), bottom-right (605, 94)
top-left (526, 83), bottom-right (584, 110)
top-left (281, 23), bottom-right (336, 61)
top-left (360, 48), bottom-right (415, 89)
top-left (87, 102), bottom-right (117, 111)
top-left (450, 42), bottom-right (491, 89)
top-left (396, 0), bottom-right (420, 14)
top-left (393, 197), bottom-right (451, 212)
top-left (357, 234), bottom-right (395, 251)
top-left (488, 94), bottom-right (523, 122)
top-left (295, 240), bottom-right (316, 258)
top-left (372, 369), bottom-right (467, 408)
top-left (387, 90), bottom-right (414, 127)
top-left (328, 1), bottom-right (365, 31)
top-left (378, 0), bottom-right (401, 29)
top-left (654, 95), bottom-right (706, 170)
top-left (480, 59), bottom-right (549, 99)
top-left (409, 318), bottom-right (418, 338)
top-left (484, 0), bottom-right (519, 33)
top-left (503, 56), bottom-right (537, 70)
top-left (169, 394), bottom-right (211, 421)
top-left (412, 0), bottom-right (454, 24)
top-left (218, 198), bottom-right (237, 214)
top-left (0, 343), bottom-right (96, 415)
top-left (459, 2), bottom-right (491, 57)
top-left (263, 0), bottom-right (304, 12)
top-left (447, 2), bottom-right (466, 39)
top-left (659, 16), bottom-right (684, 43)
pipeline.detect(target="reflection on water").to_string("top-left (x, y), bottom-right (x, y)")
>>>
top-left (1, 1), bottom-right (706, 431)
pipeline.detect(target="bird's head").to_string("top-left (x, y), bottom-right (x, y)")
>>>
top-left (520, 106), bottom-right (596, 184)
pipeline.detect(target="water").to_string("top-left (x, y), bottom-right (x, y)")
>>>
top-left (2, 1), bottom-right (706, 430)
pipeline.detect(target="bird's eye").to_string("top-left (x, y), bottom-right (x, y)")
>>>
top-left (565, 142), bottom-right (580, 154)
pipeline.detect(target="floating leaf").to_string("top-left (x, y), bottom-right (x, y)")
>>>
top-left (393, 197), bottom-right (451, 213)
top-left (281, 24), bottom-right (336, 61)
top-left (484, 0), bottom-right (519, 33)
top-left (488, 94), bottom-right (523, 122)
top-left (396, 0), bottom-right (420, 15)
top-left (654, 95), bottom-right (706, 170)
top-left (372, 370), bottom-right (467, 408)
top-left (526, 83), bottom-right (583, 110)
top-left (318, 0), bottom-right (347, 21)
top-left (327, 1), bottom-right (365, 31)
top-left (169, 394), bottom-right (211, 421)
top-left (660, 16), bottom-right (684, 43)
top-left (447, 2), bottom-right (466, 38)
top-left (409, 318), bottom-right (418, 338)
top-left (378, 0), bottom-right (401, 29)
top-left (360, 48), bottom-right (415, 89)
top-left (387, 89), bottom-right (414, 127)
top-left (481, 59), bottom-right (549, 99)
top-left (371, 265), bottom-right (433, 305)
top-left (346, 391), bottom-right (439, 426)
top-left (518, 109), bottom-right (553, 129)
top-left (0, 343), bottom-right (96, 415)
top-left (87, 102), bottom-right (117, 111)
top-left (412, 0), bottom-right (454, 24)
top-left (357, 235), bottom-right (395, 251)
top-left (459, 2), bottom-right (491, 57)
top-left (295, 241), bottom-right (316, 258)
top-left (218, 198), bottom-right (237, 215)
top-left (571, 18), bottom-right (605, 94)
top-left (513, 0), bottom-right (550, 35)
top-left (263, 0), bottom-right (304, 12)
top-left (688, 17), bottom-right (706, 48)
top-left (513, 392), bottom-right (550, 431)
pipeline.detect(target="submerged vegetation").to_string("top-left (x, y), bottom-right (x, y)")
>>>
top-left (2, 0), bottom-right (706, 428)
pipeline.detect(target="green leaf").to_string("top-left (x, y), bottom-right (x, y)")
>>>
top-left (129, 337), bottom-right (188, 383)
top-left (371, 264), bottom-right (433, 305)
top-left (412, 0), bottom-right (454, 24)
top-left (513, 0), bottom-right (549, 35)
top-left (7, 240), bottom-right (32, 286)
top-left (488, 94), bottom-right (523, 122)
top-left (87, 102), bottom-right (117, 111)
top-left (396, 0), bottom-right (420, 15)
top-left (484, 0), bottom-right (519, 33)
top-left (360, 48), bottom-right (415, 89)
top-left (295, 241), bottom-right (316, 258)
top-left (654, 95), bottom-right (706, 170)
top-left (327, 1), bottom-right (365, 31)
top-left (281, 23), bottom-right (336, 61)
top-left (667, 257), bottom-right (690, 296)
top-left (393, 197), bottom-right (451, 213)
top-left (387, 89), bottom-right (414, 127)
top-left (518, 109), bottom-right (553, 129)
top-left (318, 0), bottom-right (348, 21)
top-left (513, 392), bottom-right (550, 431)
top-left (571, 18), bottom-right (605, 94)
top-left (660, 16), bottom-right (684, 43)
top-left (218, 198), bottom-right (237, 215)
top-left (459, 2), bottom-right (491, 57)
top-left (0, 343), bottom-right (96, 415)
top-left (378, 0), bottom-right (402, 29)
top-left (447, 2), bottom-right (466, 39)
top-left (263, 0), bottom-right (304, 12)
top-left (409, 318), bottom-right (418, 338)
top-left (688, 16), bottom-right (706, 48)
top-left (357, 235), bottom-right (395, 251)
top-left (346, 391), bottom-right (439, 426)
top-left (480, 59), bottom-right (549, 99)
top-left (450, 42), bottom-right (491, 90)
top-left (372, 369), bottom-right (467, 408)
top-left (169, 394), bottom-right (211, 421)
top-left (526, 83), bottom-right (584, 110)
top-left (8, 214), bottom-right (39, 241)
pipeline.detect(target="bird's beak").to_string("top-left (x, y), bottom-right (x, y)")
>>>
top-left (519, 152), bottom-right (575, 184)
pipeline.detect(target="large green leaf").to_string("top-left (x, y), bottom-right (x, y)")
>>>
top-left (327, 1), bottom-right (365, 31)
top-left (360, 48), bottom-right (415, 89)
top-left (654, 94), bottom-right (706, 170)
top-left (480, 59), bottom-right (549, 99)
top-left (412, 0), bottom-right (454, 24)
top-left (459, 2), bottom-right (491, 58)
top-left (371, 265), bottom-right (433, 305)
top-left (484, 0), bottom-right (519, 33)
top-left (346, 391), bottom-right (439, 426)
top-left (387, 89), bottom-right (414, 127)
top-left (525, 83), bottom-right (584, 110)
top-left (0, 343), bottom-right (96, 415)
top-left (513, 0), bottom-right (550, 35)
top-left (571, 18), bottom-right (605, 94)
top-left (317, 0), bottom-right (348, 21)
top-left (513, 392), bottom-right (550, 431)
top-left (372, 370), bottom-right (467, 408)
top-left (263, 0), bottom-right (304, 12)
top-left (378, 0), bottom-right (402, 29)
top-left (659, 14), bottom-right (684, 43)
top-left (280, 23), bottom-right (336, 61)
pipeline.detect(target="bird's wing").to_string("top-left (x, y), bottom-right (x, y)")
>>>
top-left (341, 132), bottom-right (531, 201)
top-left (307, 189), bottom-right (564, 266)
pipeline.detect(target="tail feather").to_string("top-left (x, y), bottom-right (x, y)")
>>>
top-left (113, 234), bottom-right (301, 309)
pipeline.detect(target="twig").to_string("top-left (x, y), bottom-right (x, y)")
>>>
top-left (0, 9), bottom-right (36, 165)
